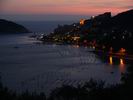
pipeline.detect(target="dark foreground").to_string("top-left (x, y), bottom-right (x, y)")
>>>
top-left (0, 62), bottom-right (133, 100)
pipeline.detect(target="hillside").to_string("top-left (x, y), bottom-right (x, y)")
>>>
top-left (0, 19), bottom-right (30, 34)
top-left (112, 9), bottom-right (133, 32)
top-left (97, 9), bottom-right (133, 52)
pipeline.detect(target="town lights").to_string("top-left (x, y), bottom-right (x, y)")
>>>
top-left (119, 48), bottom-right (126, 56)
top-left (120, 58), bottom-right (124, 65)
top-left (80, 19), bottom-right (85, 25)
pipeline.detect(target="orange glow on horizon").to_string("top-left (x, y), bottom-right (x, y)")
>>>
top-left (1, 1), bottom-right (131, 15)
top-left (1, 0), bottom-right (132, 21)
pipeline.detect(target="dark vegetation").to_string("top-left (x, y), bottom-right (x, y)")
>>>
top-left (0, 19), bottom-right (30, 34)
top-left (0, 78), bottom-right (46, 100)
top-left (48, 62), bottom-right (133, 100)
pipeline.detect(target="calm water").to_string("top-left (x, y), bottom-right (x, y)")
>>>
top-left (0, 33), bottom-right (127, 95)
top-left (16, 21), bottom-right (75, 33)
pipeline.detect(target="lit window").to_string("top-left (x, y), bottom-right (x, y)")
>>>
top-left (80, 19), bottom-right (85, 25)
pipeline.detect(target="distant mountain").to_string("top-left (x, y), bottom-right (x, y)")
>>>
top-left (0, 19), bottom-right (30, 34)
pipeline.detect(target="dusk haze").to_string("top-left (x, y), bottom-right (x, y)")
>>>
top-left (0, 0), bottom-right (132, 21)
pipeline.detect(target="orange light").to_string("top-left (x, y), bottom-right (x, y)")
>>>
top-left (92, 46), bottom-right (95, 49)
top-left (119, 48), bottom-right (126, 54)
top-left (73, 36), bottom-right (80, 41)
top-left (121, 48), bottom-right (126, 52)
top-left (109, 56), bottom-right (113, 65)
top-left (73, 45), bottom-right (79, 48)
top-left (120, 58), bottom-right (124, 65)
top-left (80, 19), bottom-right (85, 25)
top-left (109, 47), bottom-right (113, 54)
top-left (119, 58), bottom-right (125, 73)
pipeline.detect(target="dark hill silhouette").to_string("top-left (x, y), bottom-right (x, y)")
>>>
top-left (82, 9), bottom-right (133, 34)
top-left (112, 9), bottom-right (133, 32)
top-left (0, 19), bottom-right (30, 34)
top-left (97, 9), bottom-right (133, 53)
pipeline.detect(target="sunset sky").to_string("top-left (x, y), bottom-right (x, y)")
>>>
top-left (0, 0), bottom-right (132, 21)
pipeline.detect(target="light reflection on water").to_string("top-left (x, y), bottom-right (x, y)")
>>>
top-left (109, 56), bottom-right (126, 73)
top-left (109, 56), bottom-right (113, 65)
top-left (0, 34), bottom-right (129, 94)
top-left (120, 58), bottom-right (124, 65)
top-left (119, 58), bottom-right (126, 74)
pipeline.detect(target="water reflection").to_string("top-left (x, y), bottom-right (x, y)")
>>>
top-left (119, 58), bottom-right (126, 73)
top-left (120, 58), bottom-right (124, 65)
top-left (109, 56), bottom-right (126, 73)
top-left (109, 56), bottom-right (113, 65)
top-left (72, 45), bottom-right (80, 48)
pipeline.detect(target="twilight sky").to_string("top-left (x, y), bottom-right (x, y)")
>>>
top-left (0, 0), bottom-right (132, 21)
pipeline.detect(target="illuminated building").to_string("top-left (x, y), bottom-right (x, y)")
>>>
top-left (80, 19), bottom-right (85, 25)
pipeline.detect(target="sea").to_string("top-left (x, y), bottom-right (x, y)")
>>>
top-left (0, 21), bottom-right (127, 95)
top-left (16, 21), bottom-right (75, 33)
